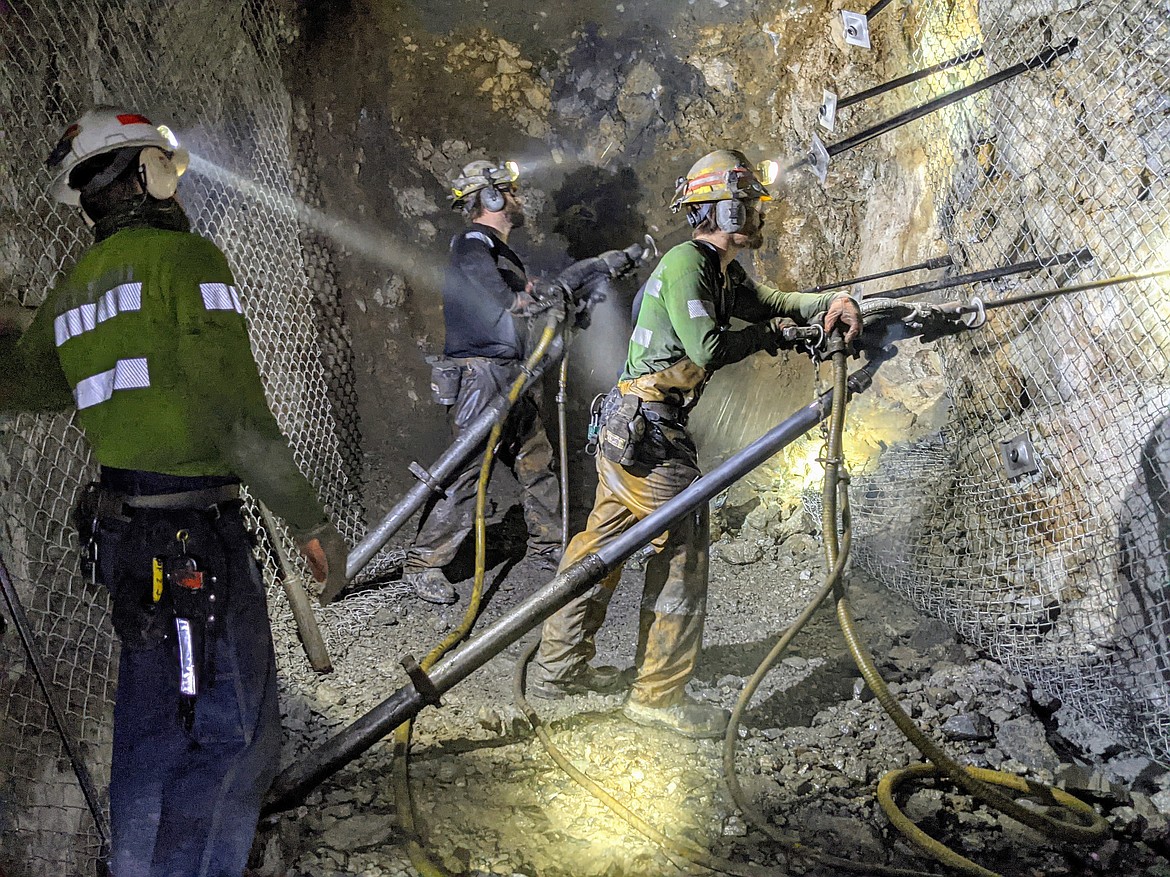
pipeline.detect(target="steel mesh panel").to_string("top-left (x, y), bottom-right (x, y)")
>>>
top-left (839, 0), bottom-right (1170, 763)
top-left (0, 2), bottom-right (372, 874)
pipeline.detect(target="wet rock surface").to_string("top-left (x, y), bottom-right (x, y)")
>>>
top-left (256, 494), bottom-right (1170, 877)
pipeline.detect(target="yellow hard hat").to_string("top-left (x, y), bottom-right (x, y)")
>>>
top-left (669, 149), bottom-right (775, 212)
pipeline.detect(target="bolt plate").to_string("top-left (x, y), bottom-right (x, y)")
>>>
top-left (999, 433), bottom-right (1041, 478)
top-left (809, 133), bottom-right (830, 184)
top-left (842, 10), bottom-right (872, 49)
top-left (819, 89), bottom-right (838, 132)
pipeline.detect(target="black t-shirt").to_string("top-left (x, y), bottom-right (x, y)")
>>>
top-left (442, 223), bottom-right (528, 360)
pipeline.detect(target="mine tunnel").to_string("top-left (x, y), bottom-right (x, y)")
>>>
top-left (1, 1), bottom-right (1169, 875)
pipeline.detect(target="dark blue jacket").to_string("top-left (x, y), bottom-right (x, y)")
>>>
top-left (442, 223), bottom-right (528, 360)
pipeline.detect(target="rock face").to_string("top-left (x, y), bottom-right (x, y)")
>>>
top-left (831, 0), bottom-right (1170, 770)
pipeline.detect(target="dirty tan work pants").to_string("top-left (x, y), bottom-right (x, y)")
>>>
top-left (532, 448), bottom-right (709, 707)
top-left (407, 357), bottom-right (560, 570)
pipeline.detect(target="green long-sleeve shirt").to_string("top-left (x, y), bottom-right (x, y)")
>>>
top-left (0, 227), bottom-right (327, 534)
top-left (621, 240), bottom-right (838, 408)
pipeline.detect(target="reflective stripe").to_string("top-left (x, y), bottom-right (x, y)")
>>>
top-left (74, 358), bottom-right (151, 410)
top-left (646, 278), bottom-right (662, 299)
top-left (199, 283), bottom-right (243, 313)
top-left (54, 282), bottom-right (142, 346)
top-left (632, 326), bottom-right (653, 347)
top-left (465, 231), bottom-right (493, 247)
top-left (687, 299), bottom-right (713, 319)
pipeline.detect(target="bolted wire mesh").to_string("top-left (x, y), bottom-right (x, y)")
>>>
top-left (0, 2), bottom-right (395, 874)
top-left (830, 0), bottom-right (1170, 762)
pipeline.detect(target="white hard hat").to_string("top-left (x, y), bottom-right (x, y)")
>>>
top-left (46, 106), bottom-right (189, 206)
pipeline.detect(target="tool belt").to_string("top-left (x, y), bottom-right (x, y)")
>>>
top-left (73, 483), bottom-right (239, 581)
top-left (597, 388), bottom-right (688, 467)
top-left (96, 483), bottom-right (241, 519)
top-left (75, 477), bottom-right (238, 730)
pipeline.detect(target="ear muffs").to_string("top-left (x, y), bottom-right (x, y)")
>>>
top-left (139, 146), bottom-right (180, 200)
top-left (715, 199), bottom-right (746, 233)
top-left (479, 183), bottom-right (505, 213)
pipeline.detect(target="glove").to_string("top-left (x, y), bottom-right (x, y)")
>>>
top-left (760, 317), bottom-right (795, 355)
top-left (515, 279), bottom-right (566, 317)
top-left (823, 294), bottom-right (862, 344)
top-left (529, 277), bottom-right (564, 303)
top-left (294, 520), bottom-right (350, 605)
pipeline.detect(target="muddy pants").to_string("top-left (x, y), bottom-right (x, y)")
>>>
top-left (531, 445), bottom-right (709, 707)
top-left (407, 357), bottom-right (561, 570)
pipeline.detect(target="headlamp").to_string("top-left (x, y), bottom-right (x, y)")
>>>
top-left (755, 159), bottom-right (779, 187)
top-left (157, 125), bottom-right (179, 150)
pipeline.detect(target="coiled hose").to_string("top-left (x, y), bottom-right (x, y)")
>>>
top-left (723, 340), bottom-right (1108, 877)
top-left (394, 316), bottom-right (562, 877)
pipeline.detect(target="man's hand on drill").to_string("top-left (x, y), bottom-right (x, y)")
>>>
top-left (824, 294), bottom-right (862, 343)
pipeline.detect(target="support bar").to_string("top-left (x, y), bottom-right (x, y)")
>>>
top-left (870, 248), bottom-right (1092, 301)
top-left (799, 255), bottom-right (953, 296)
top-left (838, 46), bottom-right (984, 110)
top-left (0, 553), bottom-right (110, 855)
top-left (827, 39), bottom-right (1077, 160)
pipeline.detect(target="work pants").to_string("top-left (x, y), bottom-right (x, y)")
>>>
top-left (95, 471), bottom-right (280, 877)
top-left (532, 446), bottom-right (709, 707)
top-left (407, 357), bottom-right (561, 570)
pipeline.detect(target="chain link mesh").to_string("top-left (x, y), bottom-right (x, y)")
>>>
top-left (0, 2), bottom-right (378, 873)
top-left (831, 0), bottom-right (1170, 762)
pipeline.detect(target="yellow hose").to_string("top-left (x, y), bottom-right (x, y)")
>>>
top-left (394, 317), bottom-right (562, 877)
top-left (819, 348), bottom-right (1107, 869)
top-left (722, 345), bottom-right (1107, 877)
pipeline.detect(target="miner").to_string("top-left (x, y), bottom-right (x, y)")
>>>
top-left (0, 106), bottom-right (348, 876)
top-left (528, 149), bottom-right (862, 737)
top-left (401, 160), bottom-right (561, 604)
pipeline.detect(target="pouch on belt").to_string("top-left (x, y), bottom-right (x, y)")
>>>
top-left (426, 355), bottom-right (462, 406)
top-left (600, 392), bottom-right (646, 467)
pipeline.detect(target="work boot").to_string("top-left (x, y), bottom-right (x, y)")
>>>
top-left (528, 663), bottom-right (627, 700)
top-left (526, 545), bottom-right (562, 574)
top-left (621, 693), bottom-right (729, 739)
top-left (403, 568), bottom-right (457, 605)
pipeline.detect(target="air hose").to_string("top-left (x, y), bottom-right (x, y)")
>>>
top-left (394, 315), bottom-right (563, 877)
top-left (557, 355), bottom-right (570, 551)
top-left (723, 340), bottom-right (1108, 877)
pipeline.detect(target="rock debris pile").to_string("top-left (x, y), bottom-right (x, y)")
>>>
top-left (255, 536), bottom-right (1170, 877)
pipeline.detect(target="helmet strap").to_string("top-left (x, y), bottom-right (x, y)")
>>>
top-left (78, 147), bottom-right (140, 199)
top-left (686, 203), bottom-right (711, 229)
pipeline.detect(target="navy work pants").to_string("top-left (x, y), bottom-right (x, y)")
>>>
top-left (96, 471), bottom-right (280, 877)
